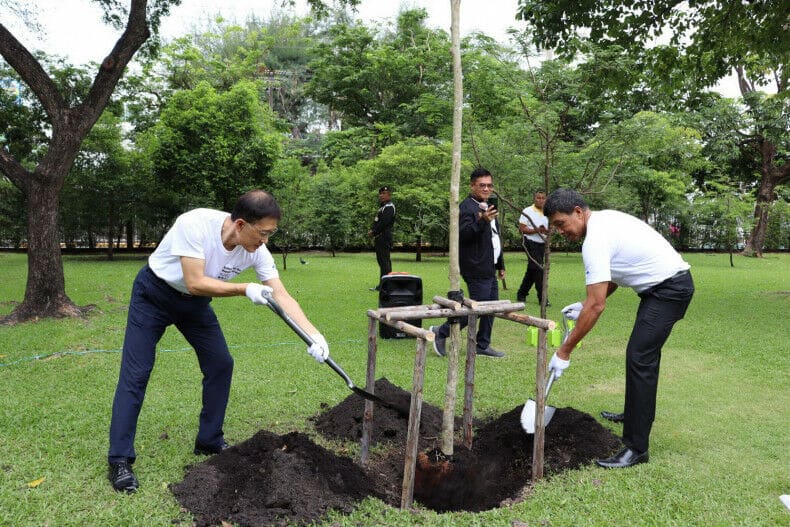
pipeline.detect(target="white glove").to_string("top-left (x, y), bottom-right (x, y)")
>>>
top-left (245, 283), bottom-right (273, 305)
top-left (307, 333), bottom-right (329, 363)
top-left (561, 301), bottom-right (583, 321)
top-left (549, 352), bottom-right (570, 378)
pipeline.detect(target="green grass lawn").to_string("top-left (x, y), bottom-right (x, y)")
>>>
top-left (0, 250), bottom-right (788, 526)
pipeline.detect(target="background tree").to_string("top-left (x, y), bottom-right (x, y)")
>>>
top-left (0, 0), bottom-right (180, 323)
top-left (606, 111), bottom-right (704, 222)
top-left (141, 80), bottom-right (282, 212)
top-left (0, 0), bottom-right (359, 324)
top-left (351, 139), bottom-right (456, 261)
top-left (266, 157), bottom-right (314, 268)
top-left (306, 9), bottom-right (452, 136)
top-left (60, 111), bottom-right (132, 258)
top-left (515, 0), bottom-right (789, 257)
top-left (307, 169), bottom-right (355, 256)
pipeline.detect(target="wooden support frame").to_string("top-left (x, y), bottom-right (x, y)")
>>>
top-left (363, 300), bottom-right (555, 508)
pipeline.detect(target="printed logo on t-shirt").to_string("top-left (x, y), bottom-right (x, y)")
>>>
top-left (218, 265), bottom-right (244, 280)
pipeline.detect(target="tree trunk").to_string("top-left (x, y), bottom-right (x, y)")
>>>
top-left (441, 0), bottom-right (463, 458)
top-left (3, 177), bottom-right (83, 324)
top-left (125, 220), bottom-right (135, 249)
top-left (742, 139), bottom-right (788, 257)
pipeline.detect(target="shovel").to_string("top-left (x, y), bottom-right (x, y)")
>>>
top-left (520, 368), bottom-right (558, 434)
top-left (260, 290), bottom-right (410, 416)
top-left (520, 313), bottom-right (574, 434)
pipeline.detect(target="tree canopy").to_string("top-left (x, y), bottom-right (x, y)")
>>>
top-left (0, 1), bottom-right (787, 325)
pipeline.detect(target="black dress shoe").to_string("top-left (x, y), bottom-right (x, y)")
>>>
top-left (108, 461), bottom-right (139, 493)
top-left (596, 447), bottom-right (649, 468)
top-left (601, 410), bottom-right (625, 423)
top-left (194, 438), bottom-right (230, 456)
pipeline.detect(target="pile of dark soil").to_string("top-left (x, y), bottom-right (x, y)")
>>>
top-left (172, 378), bottom-right (621, 526)
top-left (171, 430), bottom-right (384, 527)
top-left (312, 377), bottom-right (461, 448)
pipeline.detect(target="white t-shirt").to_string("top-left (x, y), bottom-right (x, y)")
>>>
top-left (148, 208), bottom-right (279, 294)
top-left (582, 210), bottom-right (690, 293)
top-left (491, 219), bottom-right (501, 264)
top-left (519, 205), bottom-right (549, 243)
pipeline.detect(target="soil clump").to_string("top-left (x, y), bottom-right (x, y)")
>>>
top-left (171, 430), bottom-right (383, 527)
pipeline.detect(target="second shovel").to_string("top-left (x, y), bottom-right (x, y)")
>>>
top-left (520, 368), bottom-right (558, 434)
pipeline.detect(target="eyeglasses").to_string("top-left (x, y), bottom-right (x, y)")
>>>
top-left (476, 183), bottom-right (494, 189)
top-left (244, 222), bottom-right (278, 239)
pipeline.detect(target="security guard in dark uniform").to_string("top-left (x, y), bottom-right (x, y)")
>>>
top-left (368, 186), bottom-right (395, 291)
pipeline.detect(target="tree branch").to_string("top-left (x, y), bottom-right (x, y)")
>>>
top-left (75, 0), bottom-right (151, 137)
top-left (0, 146), bottom-right (29, 189)
top-left (0, 22), bottom-right (67, 119)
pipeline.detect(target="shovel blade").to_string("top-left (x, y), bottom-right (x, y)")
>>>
top-left (520, 399), bottom-right (557, 434)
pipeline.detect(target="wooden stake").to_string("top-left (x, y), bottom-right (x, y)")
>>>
top-left (532, 328), bottom-right (548, 481)
top-left (400, 337), bottom-right (427, 509)
top-left (496, 311), bottom-right (556, 330)
top-left (366, 310), bottom-right (435, 341)
top-left (360, 316), bottom-right (377, 466)
top-left (433, 295), bottom-right (463, 310)
top-left (441, 320), bottom-right (461, 456)
top-left (463, 314), bottom-right (478, 449)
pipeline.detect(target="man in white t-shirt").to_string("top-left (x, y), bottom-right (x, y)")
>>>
top-left (107, 190), bottom-right (329, 493)
top-left (544, 188), bottom-right (694, 469)
top-left (516, 191), bottom-right (549, 306)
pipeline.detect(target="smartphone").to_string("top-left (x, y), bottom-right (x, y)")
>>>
top-left (487, 196), bottom-right (498, 209)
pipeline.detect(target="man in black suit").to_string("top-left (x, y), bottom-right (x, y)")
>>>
top-left (368, 186), bottom-right (396, 291)
top-left (430, 168), bottom-right (505, 358)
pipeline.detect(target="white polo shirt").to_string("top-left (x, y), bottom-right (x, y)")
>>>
top-left (582, 210), bottom-right (690, 293)
top-left (148, 208), bottom-right (279, 294)
top-left (519, 205), bottom-right (548, 244)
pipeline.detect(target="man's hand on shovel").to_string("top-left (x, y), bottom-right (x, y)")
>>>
top-left (246, 283), bottom-right (273, 305)
top-left (548, 351), bottom-right (570, 378)
top-left (307, 334), bottom-right (329, 363)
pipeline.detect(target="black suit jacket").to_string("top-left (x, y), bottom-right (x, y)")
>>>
top-left (458, 195), bottom-right (504, 279)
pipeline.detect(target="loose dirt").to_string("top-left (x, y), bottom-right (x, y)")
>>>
top-left (172, 378), bottom-right (621, 526)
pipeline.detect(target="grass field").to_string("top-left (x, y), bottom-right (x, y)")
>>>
top-left (0, 250), bottom-right (788, 526)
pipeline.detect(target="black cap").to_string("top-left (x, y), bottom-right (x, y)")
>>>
top-left (379, 186), bottom-right (392, 192)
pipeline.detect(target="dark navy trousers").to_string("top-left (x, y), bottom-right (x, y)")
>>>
top-left (108, 265), bottom-right (233, 464)
top-left (434, 275), bottom-right (499, 351)
top-left (623, 270), bottom-right (694, 454)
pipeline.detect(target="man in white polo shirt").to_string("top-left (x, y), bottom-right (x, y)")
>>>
top-left (544, 188), bottom-right (694, 469)
top-left (516, 190), bottom-right (549, 306)
top-left (107, 190), bottom-right (329, 493)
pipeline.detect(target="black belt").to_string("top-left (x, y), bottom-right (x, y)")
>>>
top-left (146, 265), bottom-right (193, 297)
top-left (656, 269), bottom-right (690, 288)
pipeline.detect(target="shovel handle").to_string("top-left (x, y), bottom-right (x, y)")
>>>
top-left (261, 292), bottom-right (355, 389)
top-left (545, 368), bottom-right (556, 395)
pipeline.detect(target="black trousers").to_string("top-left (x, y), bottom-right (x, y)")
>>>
top-left (108, 266), bottom-right (233, 463)
top-left (623, 270), bottom-right (694, 454)
top-left (517, 240), bottom-right (545, 301)
top-left (375, 237), bottom-right (392, 280)
top-left (434, 276), bottom-right (499, 351)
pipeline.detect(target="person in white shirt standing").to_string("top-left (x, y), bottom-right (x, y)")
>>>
top-left (516, 191), bottom-right (549, 306)
top-left (544, 188), bottom-right (694, 469)
top-left (107, 190), bottom-right (329, 493)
